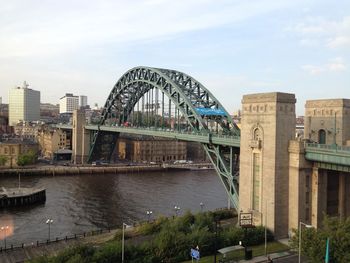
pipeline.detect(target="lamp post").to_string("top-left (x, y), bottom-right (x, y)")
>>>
top-left (299, 221), bottom-right (313, 263)
top-left (200, 202), bottom-right (204, 212)
top-left (46, 219), bottom-right (53, 241)
top-left (174, 205), bottom-right (180, 216)
top-left (1, 226), bottom-right (9, 249)
top-left (122, 222), bottom-right (130, 263)
top-left (146, 210), bottom-right (153, 222)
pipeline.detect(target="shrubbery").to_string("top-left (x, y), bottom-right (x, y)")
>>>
top-left (290, 216), bottom-right (350, 262)
top-left (30, 209), bottom-right (272, 263)
top-left (17, 150), bottom-right (37, 166)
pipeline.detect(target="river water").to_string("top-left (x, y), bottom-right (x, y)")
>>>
top-left (0, 169), bottom-right (227, 246)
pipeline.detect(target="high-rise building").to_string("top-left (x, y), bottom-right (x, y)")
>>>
top-left (9, 82), bottom-right (40, 126)
top-left (79, 95), bottom-right (88, 108)
top-left (0, 97), bottom-right (2, 105)
top-left (59, 93), bottom-right (79, 114)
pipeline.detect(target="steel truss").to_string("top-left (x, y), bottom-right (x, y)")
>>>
top-left (89, 66), bottom-right (240, 209)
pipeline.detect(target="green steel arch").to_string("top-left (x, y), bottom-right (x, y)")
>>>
top-left (89, 66), bottom-right (240, 209)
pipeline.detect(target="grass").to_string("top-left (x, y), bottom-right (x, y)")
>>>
top-left (182, 241), bottom-right (289, 263)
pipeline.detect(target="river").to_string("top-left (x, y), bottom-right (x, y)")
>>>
top-left (0, 169), bottom-right (228, 246)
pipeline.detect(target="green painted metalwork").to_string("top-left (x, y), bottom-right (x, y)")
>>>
top-left (314, 162), bottom-right (350, 173)
top-left (88, 66), bottom-right (241, 210)
top-left (84, 125), bottom-right (240, 147)
top-left (305, 143), bottom-right (350, 169)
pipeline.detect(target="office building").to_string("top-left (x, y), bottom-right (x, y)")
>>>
top-left (80, 95), bottom-right (88, 108)
top-left (59, 93), bottom-right (79, 114)
top-left (9, 82), bottom-right (40, 126)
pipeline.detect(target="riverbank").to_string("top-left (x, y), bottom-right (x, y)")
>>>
top-left (0, 165), bottom-right (164, 176)
top-left (20, 209), bottom-right (291, 263)
top-left (0, 209), bottom-right (238, 263)
top-left (0, 163), bottom-right (213, 176)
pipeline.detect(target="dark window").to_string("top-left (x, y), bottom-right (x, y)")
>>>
top-left (318, 129), bottom-right (326, 144)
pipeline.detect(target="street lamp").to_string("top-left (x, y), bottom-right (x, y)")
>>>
top-left (299, 221), bottom-right (313, 263)
top-left (174, 205), bottom-right (180, 216)
top-left (46, 219), bottom-right (53, 241)
top-left (1, 226), bottom-right (9, 249)
top-left (122, 222), bottom-right (131, 263)
top-left (146, 210), bottom-right (153, 222)
top-left (200, 202), bottom-right (204, 212)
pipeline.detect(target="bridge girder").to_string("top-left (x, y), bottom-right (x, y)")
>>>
top-left (89, 66), bottom-right (241, 210)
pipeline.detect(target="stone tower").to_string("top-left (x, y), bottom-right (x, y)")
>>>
top-left (239, 92), bottom-right (296, 238)
top-left (305, 99), bottom-right (350, 146)
top-left (72, 109), bottom-right (90, 164)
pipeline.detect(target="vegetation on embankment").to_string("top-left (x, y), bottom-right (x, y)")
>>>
top-left (290, 216), bottom-right (350, 262)
top-left (28, 209), bottom-right (274, 263)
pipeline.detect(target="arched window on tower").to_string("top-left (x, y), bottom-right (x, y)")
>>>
top-left (318, 129), bottom-right (326, 144)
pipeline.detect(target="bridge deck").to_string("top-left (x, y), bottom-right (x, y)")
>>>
top-left (305, 143), bottom-right (350, 171)
top-left (86, 125), bottom-right (240, 147)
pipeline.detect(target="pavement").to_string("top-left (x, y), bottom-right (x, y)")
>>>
top-left (235, 239), bottom-right (309, 263)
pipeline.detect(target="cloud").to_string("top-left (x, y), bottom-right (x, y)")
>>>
top-left (0, 0), bottom-right (301, 58)
top-left (301, 65), bottom-right (325, 75)
top-left (287, 16), bottom-right (350, 49)
top-left (327, 57), bottom-right (346, 71)
top-left (301, 57), bottom-right (346, 75)
top-left (327, 36), bottom-right (350, 48)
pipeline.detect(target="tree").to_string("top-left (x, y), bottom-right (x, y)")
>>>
top-left (17, 150), bottom-right (37, 166)
top-left (0, 155), bottom-right (8, 166)
top-left (290, 216), bottom-right (350, 262)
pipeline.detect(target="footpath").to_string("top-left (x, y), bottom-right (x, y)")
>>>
top-left (0, 229), bottom-right (118, 263)
top-left (235, 239), bottom-right (309, 263)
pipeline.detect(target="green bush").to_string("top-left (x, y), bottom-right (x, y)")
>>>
top-left (92, 242), bottom-right (121, 263)
top-left (137, 215), bottom-right (168, 235)
top-left (0, 155), bottom-right (7, 166)
top-left (211, 209), bottom-right (236, 220)
top-left (17, 150), bottom-right (37, 166)
top-left (53, 245), bottom-right (95, 263)
top-left (29, 210), bottom-right (275, 263)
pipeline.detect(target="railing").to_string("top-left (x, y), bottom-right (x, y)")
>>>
top-left (56, 123), bottom-right (241, 141)
top-left (0, 228), bottom-right (111, 253)
top-left (305, 143), bottom-right (350, 153)
top-left (305, 143), bottom-right (350, 170)
top-left (92, 125), bottom-right (240, 140)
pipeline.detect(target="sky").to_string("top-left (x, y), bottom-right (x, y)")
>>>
top-left (0, 0), bottom-right (349, 115)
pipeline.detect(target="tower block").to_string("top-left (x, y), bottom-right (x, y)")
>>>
top-left (239, 92), bottom-right (296, 238)
top-left (72, 109), bottom-right (90, 164)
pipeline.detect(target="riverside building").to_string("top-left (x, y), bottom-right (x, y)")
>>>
top-left (9, 82), bottom-right (40, 126)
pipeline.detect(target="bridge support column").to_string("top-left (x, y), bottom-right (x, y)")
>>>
top-left (72, 109), bottom-right (90, 164)
top-left (311, 167), bottom-right (327, 228)
top-left (239, 92), bottom-right (296, 238)
top-left (339, 172), bottom-right (346, 218)
top-left (346, 175), bottom-right (350, 218)
top-left (288, 140), bottom-right (312, 232)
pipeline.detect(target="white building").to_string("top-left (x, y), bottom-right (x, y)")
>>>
top-left (59, 93), bottom-right (79, 114)
top-left (9, 82), bottom-right (40, 126)
top-left (80, 95), bottom-right (88, 108)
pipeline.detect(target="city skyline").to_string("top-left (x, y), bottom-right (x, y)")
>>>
top-left (0, 0), bottom-right (349, 115)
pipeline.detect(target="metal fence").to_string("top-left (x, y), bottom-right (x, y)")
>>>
top-left (0, 228), bottom-right (111, 253)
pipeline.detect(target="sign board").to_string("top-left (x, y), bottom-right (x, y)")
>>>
top-left (239, 212), bottom-right (253, 227)
top-left (190, 248), bottom-right (200, 260)
top-left (195, 107), bottom-right (227, 116)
